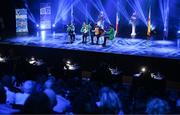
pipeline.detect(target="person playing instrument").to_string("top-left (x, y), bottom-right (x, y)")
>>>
top-left (103, 25), bottom-right (115, 47)
top-left (94, 25), bottom-right (101, 45)
top-left (80, 22), bottom-right (89, 44)
top-left (67, 23), bottom-right (75, 43)
top-left (88, 23), bottom-right (95, 45)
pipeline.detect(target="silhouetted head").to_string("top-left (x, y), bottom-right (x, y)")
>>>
top-left (98, 87), bottom-right (122, 114)
top-left (22, 80), bottom-right (35, 94)
top-left (146, 98), bottom-right (169, 115)
top-left (23, 92), bottom-right (52, 114)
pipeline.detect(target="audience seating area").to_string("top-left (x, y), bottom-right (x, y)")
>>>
top-left (0, 48), bottom-right (180, 114)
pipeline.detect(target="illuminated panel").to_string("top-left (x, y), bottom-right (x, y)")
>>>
top-left (16, 9), bottom-right (28, 32)
top-left (40, 3), bottom-right (51, 30)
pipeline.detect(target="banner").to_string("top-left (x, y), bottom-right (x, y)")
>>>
top-left (40, 3), bottom-right (51, 30)
top-left (16, 9), bottom-right (28, 32)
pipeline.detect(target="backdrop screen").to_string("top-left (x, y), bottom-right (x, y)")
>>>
top-left (16, 9), bottom-right (28, 32)
top-left (40, 3), bottom-right (51, 30)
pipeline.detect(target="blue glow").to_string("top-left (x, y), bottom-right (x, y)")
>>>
top-left (40, 31), bottom-right (46, 42)
top-left (52, 24), bottom-right (56, 28)
top-left (177, 30), bottom-right (180, 34)
top-left (126, 0), bottom-right (149, 26)
top-left (159, 0), bottom-right (169, 36)
top-left (4, 35), bottom-right (180, 59)
top-left (151, 25), bottom-right (156, 31)
top-left (36, 24), bottom-right (39, 27)
top-left (55, 0), bottom-right (80, 24)
top-left (23, 0), bottom-right (37, 24)
top-left (154, 40), bottom-right (175, 46)
top-left (177, 39), bottom-right (180, 48)
top-left (115, 0), bottom-right (130, 21)
top-left (40, 25), bottom-right (46, 30)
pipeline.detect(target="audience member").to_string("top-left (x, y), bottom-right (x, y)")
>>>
top-left (0, 83), bottom-right (19, 114)
top-left (15, 80), bottom-right (35, 105)
top-left (22, 92), bottom-right (52, 114)
top-left (97, 87), bottom-right (123, 114)
top-left (146, 98), bottom-right (169, 114)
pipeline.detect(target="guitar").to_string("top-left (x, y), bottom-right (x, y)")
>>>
top-left (81, 25), bottom-right (88, 34)
top-left (83, 27), bottom-right (88, 34)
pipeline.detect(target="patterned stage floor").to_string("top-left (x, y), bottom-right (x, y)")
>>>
top-left (0, 33), bottom-right (180, 60)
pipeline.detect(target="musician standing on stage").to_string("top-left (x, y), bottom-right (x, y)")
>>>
top-left (67, 23), bottom-right (75, 43)
top-left (103, 25), bottom-right (115, 47)
top-left (88, 23), bottom-right (95, 45)
top-left (81, 22), bottom-right (89, 44)
top-left (94, 25), bottom-right (101, 45)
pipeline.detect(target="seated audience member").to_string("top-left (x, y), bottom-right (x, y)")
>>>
top-left (97, 87), bottom-right (123, 114)
top-left (15, 80), bottom-right (35, 105)
top-left (44, 76), bottom-right (55, 89)
top-left (44, 89), bottom-right (57, 108)
top-left (1, 75), bottom-right (20, 104)
top-left (146, 98), bottom-right (169, 114)
top-left (0, 83), bottom-right (20, 114)
top-left (53, 81), bottom-right (71, 113)
top-left (22, 92), bottom-right (52, 114)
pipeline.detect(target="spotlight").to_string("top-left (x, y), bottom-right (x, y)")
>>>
top-left (0, 57), bottom-right (5, 62)
top-left (40, 25), bottom-right (45, 30)
top-left (41, 31), bottom-right (46, 41)
top-left (36, 24), bottom-right (39, 28)
top-left (141, 67), bottom-right (146, 73)
top-left (151, 25), bottom-right (156, 31)
top-left (0, 54), bottom-right (6, 63)
top-left (177, 30), bottom-right (180, 34)
top-left (29, 57), bottom-right (36, 64)
top-left (52, 24), bottom-right (56, 28)
top-left (66, 60), bottom-right (71, 65)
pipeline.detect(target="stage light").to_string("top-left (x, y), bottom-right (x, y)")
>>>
top-left (29, 57), bottom-right (36, 64)
top-left (0, 57), bottom-right (5, 62)
top-left (66, 60), bottom-right (71, 64)
top-left (177, 30), bottom-right (180, 34)
top-left (141, 67), bottom-right (146, 73)
top-left (40, 25), bottom-right (46, 30)
top-left (36, 24), bottom-right (39, 27)
top-left (52, 24), bottom-right (56, 28)
top-left (0, 55), bottom-right (6, 63)
top-left (41, 31), bottom-right (46, 41)
top-left (53, 31), bottom-right (56, 36)
top-left (151, 25), bottom-right (156, 31)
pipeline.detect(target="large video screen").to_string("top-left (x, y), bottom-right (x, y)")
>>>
top-left (40, 3), bottom-right (51, 30)
top-left (16, 9), bottom-right (28, 32)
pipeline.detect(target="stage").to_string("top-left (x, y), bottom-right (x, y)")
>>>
top-left (0, 33), bottom-right (180, 60)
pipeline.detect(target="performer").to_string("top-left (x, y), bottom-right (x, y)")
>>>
top-left (97, 11), bottom-right (105, 29)
top-left (88, 23), bottom-right (95, 44)
top-left (94, 25), bottom-right (101, 45)
top-left (103, 25), bottom-right (115, 47)
top-left (80, 22), bottom-right (89, 43)
top-left (67, 23), bottom-right (75, 43)
top-left (129, 12), bottom-right (137, 37)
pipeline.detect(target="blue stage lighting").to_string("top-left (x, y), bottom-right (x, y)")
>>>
top-left (41, 31), bottom-right (46, 42)
top-left (40, 25), bottom-right (46, 30)
top-left (36, 24), bottom-right (39, 28)
top-left (52, 24), bottom-right (56, 28)
top-left (151, 25), bottom-right (156, 31)
top-left (177, 30), bottom-right (180, 34)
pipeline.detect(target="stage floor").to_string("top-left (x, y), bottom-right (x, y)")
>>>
top-left (0, 33), bottom-right (180, 60)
